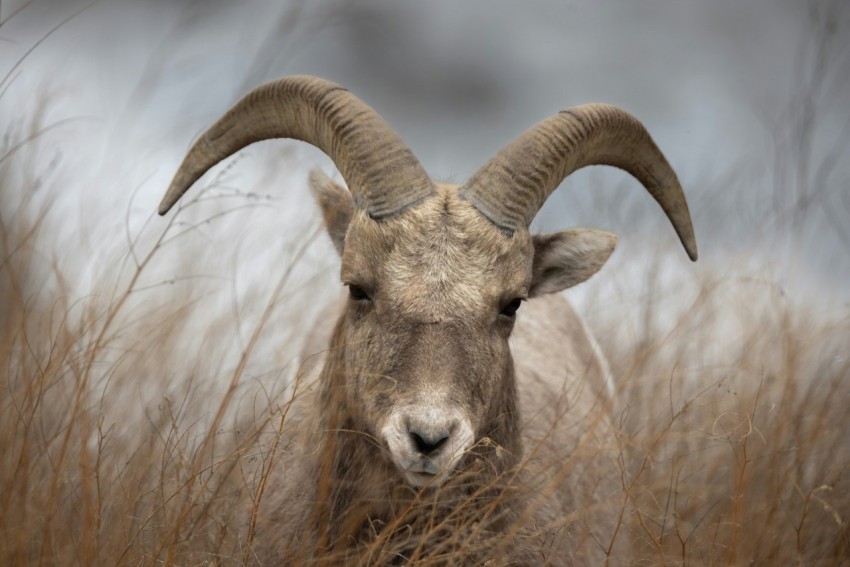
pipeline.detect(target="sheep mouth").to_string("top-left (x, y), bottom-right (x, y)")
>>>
top-left (402, 469), bottom-right (441, 488)
top-left (398, 459), bottom-right (447, 487)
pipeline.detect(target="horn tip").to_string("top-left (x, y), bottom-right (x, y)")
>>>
top-left (158, 172), bottom-right (193, 216)
top-left (157, 193), bottom-right (177, 216)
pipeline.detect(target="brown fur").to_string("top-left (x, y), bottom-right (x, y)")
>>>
top-left (253, 183), bottom-right (623, 564)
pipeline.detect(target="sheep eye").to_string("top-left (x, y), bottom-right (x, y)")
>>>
top-left (500, 298), bottom-right (523, 318)
top-left (348, 284), bottom-right (371, 302)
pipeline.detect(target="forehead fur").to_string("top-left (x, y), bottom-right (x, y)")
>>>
top-left (341, 184), bottom-right (533, 321)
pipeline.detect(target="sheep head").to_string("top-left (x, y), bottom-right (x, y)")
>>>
top-left (159, 75), bottom-right (697, 488)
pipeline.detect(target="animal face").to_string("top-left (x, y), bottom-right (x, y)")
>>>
top-left (335, 185), bottom-right (531, 486)
top-left (313, 177), bottom-right (616, 486)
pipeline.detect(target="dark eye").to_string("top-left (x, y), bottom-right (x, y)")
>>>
top-left (348, 284), bottom-right (372, 302)
top-left (500, 298), bottom-right (523, 318)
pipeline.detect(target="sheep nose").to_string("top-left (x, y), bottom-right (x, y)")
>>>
top-left (409, 428), bottom-right (451, 457)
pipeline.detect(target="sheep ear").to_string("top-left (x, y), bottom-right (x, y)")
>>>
top-left (528, 228), bottom-right (618, 297)
top-left (309, 169), bottom-right (354, 256)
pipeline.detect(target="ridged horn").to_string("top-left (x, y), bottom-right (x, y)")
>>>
top-left (158, 75), bottom-right (434, 217)
top-left (459, 104), bottom-right (698, 261)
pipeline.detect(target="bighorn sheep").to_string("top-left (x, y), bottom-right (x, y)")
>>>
top-left (159, 76), bottom-right (697, 563)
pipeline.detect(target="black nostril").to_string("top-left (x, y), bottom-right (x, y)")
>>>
top-left (410, 430), bottom-right (450, 456)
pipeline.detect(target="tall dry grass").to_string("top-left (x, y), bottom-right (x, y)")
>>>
top-left (2, 108), bottom-right (848, 565)
top-left (598, 268), bottom-right (850, 565)
top-left (0, 106), bottom-right (318, 564)
top-left (2, 4), bottom-right (848, 561)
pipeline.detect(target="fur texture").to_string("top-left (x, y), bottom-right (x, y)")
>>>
top-left (253, 181), bottom-right (623, 564)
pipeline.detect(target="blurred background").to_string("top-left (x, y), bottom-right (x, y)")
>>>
top-left (2, 0), bottom-right (848, 306)
top-left (2, 3), bottom-right (848, 563)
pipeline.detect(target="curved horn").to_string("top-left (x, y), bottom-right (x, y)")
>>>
top-left (158, 76), bottom-right (434, 217)
top-left (459, 104), bottom-right (698, 261)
